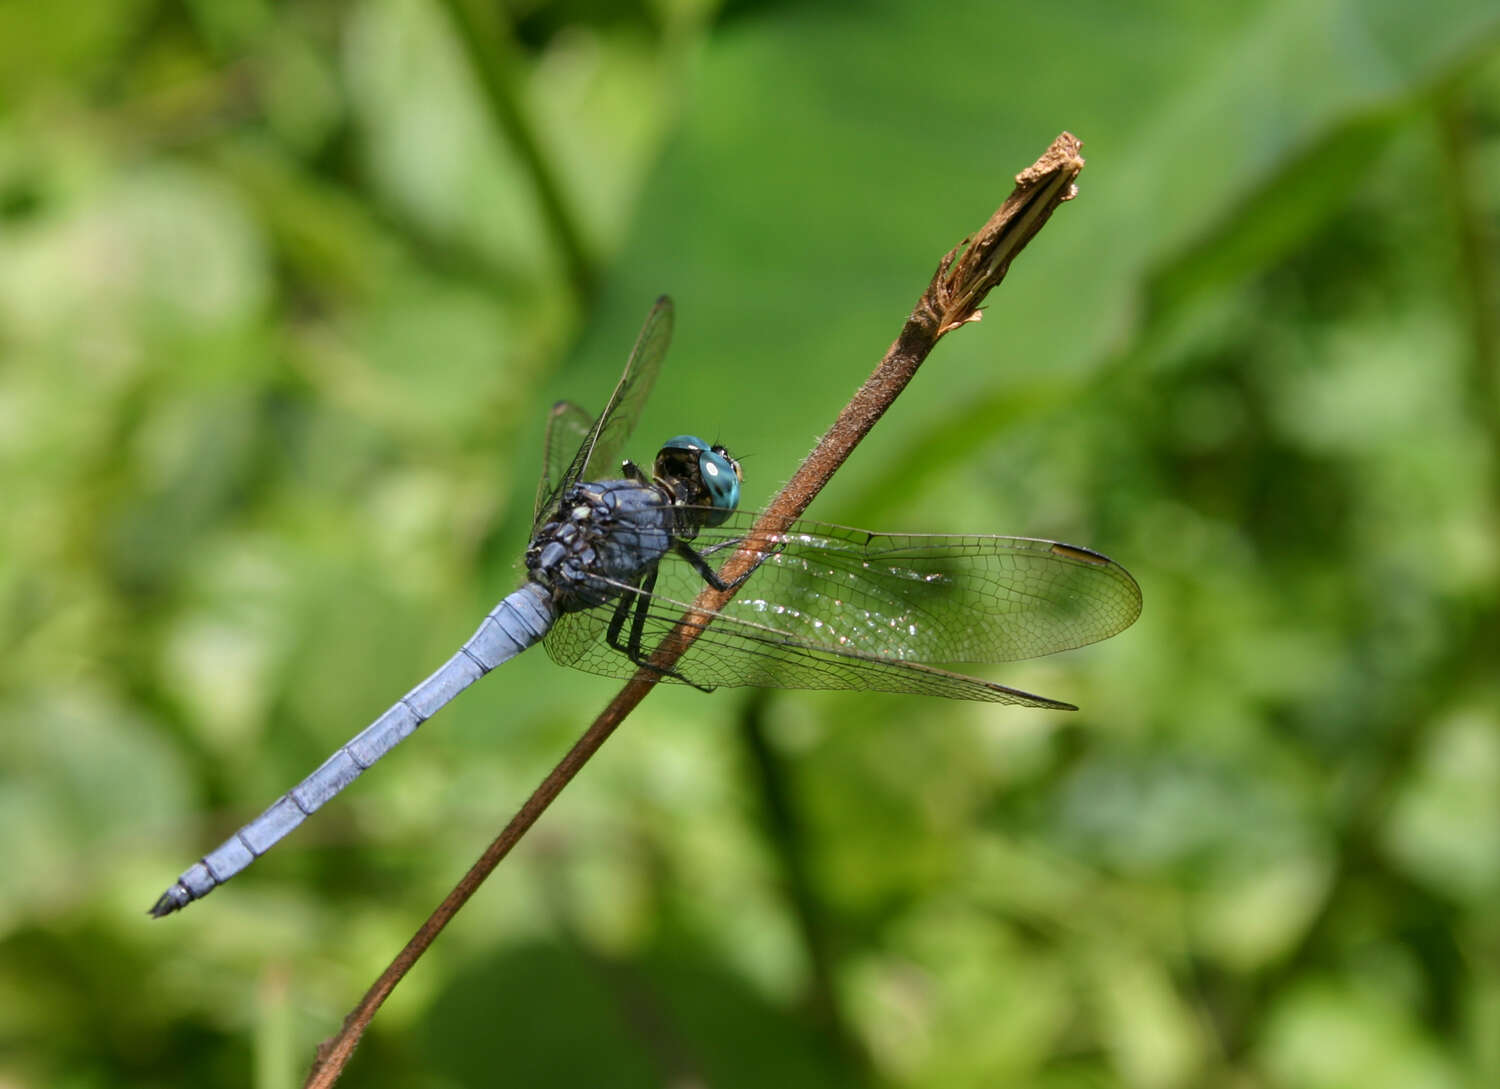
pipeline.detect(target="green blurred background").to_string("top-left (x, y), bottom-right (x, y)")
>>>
top-left (4, 1), bottom-right (1500, 1086)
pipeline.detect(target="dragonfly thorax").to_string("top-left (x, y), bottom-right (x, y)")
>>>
top-left (524, 436), bottom-right (740, 615)
top-left (525, 479), bottom-right (676, 612)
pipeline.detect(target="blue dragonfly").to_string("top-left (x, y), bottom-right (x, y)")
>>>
top-left (151, 296), bottom-right (1141, 916)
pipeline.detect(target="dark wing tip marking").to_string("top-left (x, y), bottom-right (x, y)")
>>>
top-left (1048, 542), bottom-right (1111, 565)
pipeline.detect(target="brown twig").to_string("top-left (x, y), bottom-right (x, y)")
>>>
top-left (304, 131), bottom-right (1086, 1088)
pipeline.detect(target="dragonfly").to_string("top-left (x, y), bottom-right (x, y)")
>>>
top-left (151, 296), bottom-right (1141, 916)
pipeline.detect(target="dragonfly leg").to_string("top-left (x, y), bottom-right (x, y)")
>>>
top-left (625, 568), bottom-right (655, 658)
top-left (605, 569), bottom-right (714, 692)
top-left (603, 579), bottom-right (637, 650)
top-left (673, 539), bottom-right (773, 592)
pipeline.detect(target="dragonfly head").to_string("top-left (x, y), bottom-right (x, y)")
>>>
top-left (654, 435), bottom-right (742, 526)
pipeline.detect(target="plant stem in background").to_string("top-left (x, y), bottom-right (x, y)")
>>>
top-left (435, 0), bottom-right (597, 302)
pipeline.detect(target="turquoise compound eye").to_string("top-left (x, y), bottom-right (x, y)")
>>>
top-left (659, 435), bottom-right (740, 525)
top-left (699, 447), bottom-right (740, 515)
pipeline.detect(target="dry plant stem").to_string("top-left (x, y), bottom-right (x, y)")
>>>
top-left (304, 131), bottom-right (1085, 1089)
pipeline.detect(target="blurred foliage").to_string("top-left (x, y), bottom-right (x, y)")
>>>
top-left (2, 0), bottom-right (1500, 1087)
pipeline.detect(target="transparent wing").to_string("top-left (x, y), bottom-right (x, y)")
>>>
top-left (533, 296), bottom-right (675, 525)
top-left (680, 513), bottom-right (1142, 663)
top-left (546, 586), bottom-right (1076, 707)
top-left (543, 511), bottom-right (1141, 705)
top-left (534, 401), bottom-right (593, 522)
